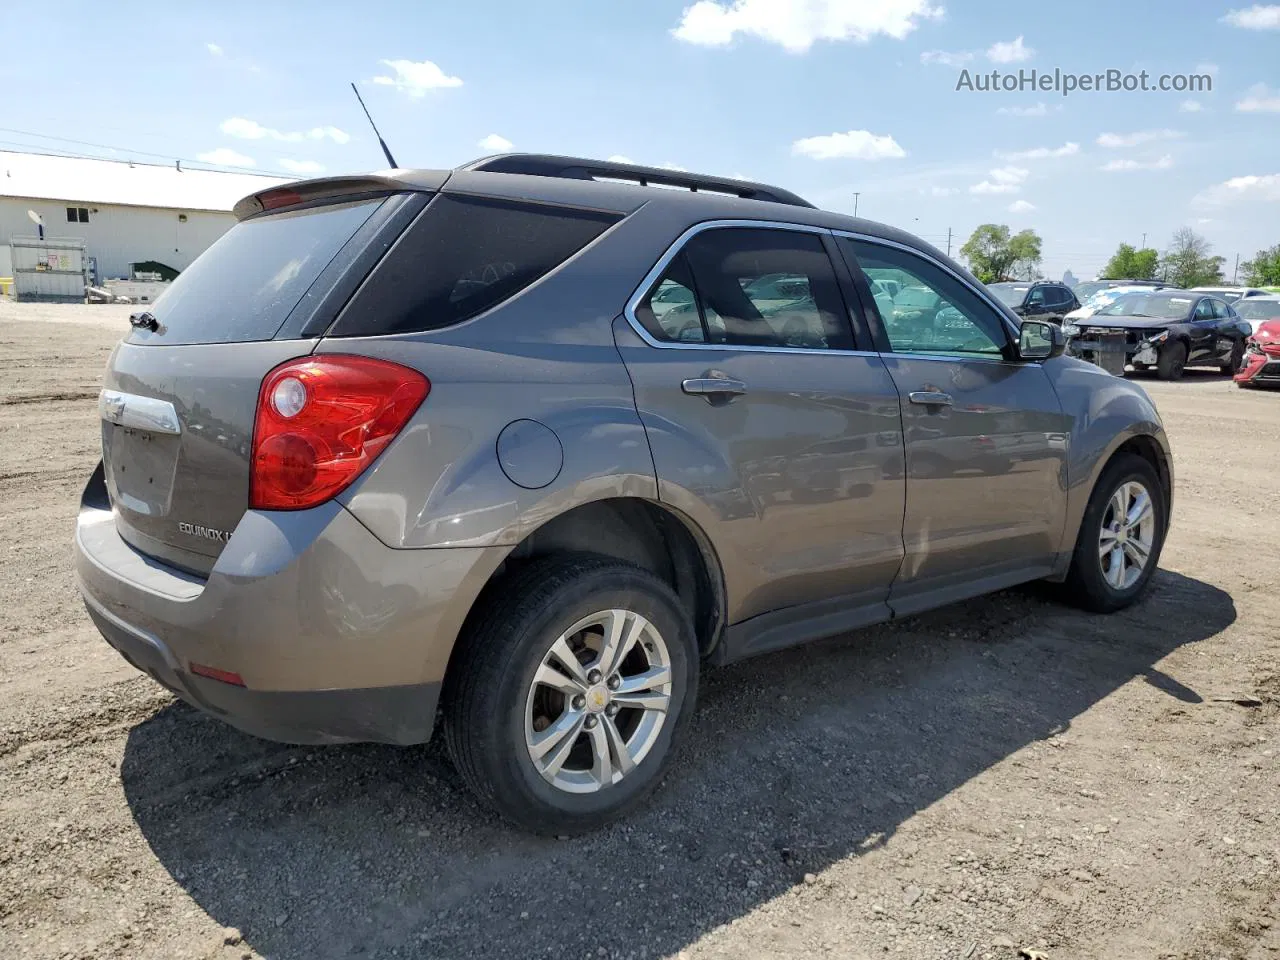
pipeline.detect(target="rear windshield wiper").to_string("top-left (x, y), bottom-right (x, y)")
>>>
top-left (129, 311), bottom-right (159, 332)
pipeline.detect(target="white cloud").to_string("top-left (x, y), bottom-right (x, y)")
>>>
top-left (927, 185), bottom-right (958, 197)
top-left (1222, 5), bottom-right (1280, 29)
top-left (607, 155), bottom-right (635, 164)
top-left (1008, 199), bottom-right (1037, 213)
top-left (278, 159), bottom-right (325, 175)
top-left (197, 148), bottom-right (254, 167)
top-left (1179, 99), bottom-right (1204, 113)
top-left (995, 142), bottom-right (1079, 161)
top-left (971, 166), bottom-right (1028, 194)
top-left (477, 133), bottom-right (514, 151)
top-left (986, 35), bottom-right (1034, 64)
top-left (671, 0), bottom-right (943, 53)
top-left (220, 117), bottom-right (350, 145)
top-left (921, 49), bottom-right (973, 67)
top-left (372, 58), bottom-right (462, 96)
top-left (1100, 155), bottom-right (1174, 172)
top-left (1095, 128), bottom-right (1184, 148)
top-left (792, 129), bottom-right (906, 160)
top-left (1236, 83), bottom-right (1280, 112)
top-left (1194, 172), bottom-right (1280, 207)
top-left (997, 102), bottom-right (1048, 117)
top-left (659, 161), bottom-right (688, 171)
top-left (206, 43), bottom-right (223, 56)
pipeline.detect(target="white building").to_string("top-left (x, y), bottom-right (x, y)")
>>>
top-left (0, 151), bottom-right (291, 282)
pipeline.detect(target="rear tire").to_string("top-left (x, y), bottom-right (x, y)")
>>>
top-left (443, 554), bottom-right (698, 835)
top-left (1063, 453), bottom-right (1167, 613)
top-left (1221, 339), bottom-right (1244, 376)
top-left (1157, 341), bottom-right (1187, 381)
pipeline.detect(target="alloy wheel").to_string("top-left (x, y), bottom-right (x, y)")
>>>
top-left (523, 609), bottom-right (672, 794)
top-left (1097, 480), bottom-right (1156, 591)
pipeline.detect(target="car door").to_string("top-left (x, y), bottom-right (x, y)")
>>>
top-left (1189, 297), bottom-right (1220, 362)
top-left (1210, 298), bottom-right (1247, 362)
top-left (835, 235), bottom-right (1071, 616)
top-left (1023, 286), bottom-right (1049, 321)
top-left (614, 224), bottom-right (906, 630)
top-left (1046, 286), bottom-right (1074, 320)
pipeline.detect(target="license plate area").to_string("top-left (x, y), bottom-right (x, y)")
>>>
top-left (102, 422), bottom-right (182, 517)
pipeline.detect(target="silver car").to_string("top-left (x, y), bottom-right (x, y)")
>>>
top-left (75, 154), bottom-right (1173, 833)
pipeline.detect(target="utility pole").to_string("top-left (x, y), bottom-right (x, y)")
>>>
top-left (1141, 232), bottom-right (1147, 250)
top-left (1233, 253), bottom-right (1240, 284)
top-left (853, 193), bottom-right (861, 218)
top-left (946, 227), bottom-right (953, 258)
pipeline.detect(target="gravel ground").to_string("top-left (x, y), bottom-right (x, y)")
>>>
top-left (1, 301), bottom-right (1277, 960)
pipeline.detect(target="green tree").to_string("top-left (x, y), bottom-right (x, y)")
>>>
top-left (1240, 244), bottom-right (1280, 286)
top-left (1102, 243), bottom-right (1159, 280)
top-left (960, 224), bottom-right (1043, 282)
top-left (1160, 228), bottom-right (1225, 288)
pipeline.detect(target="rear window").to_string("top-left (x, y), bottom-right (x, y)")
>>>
top-left (328, 194), bottom-right (620, 337)
top-left (129, 198), bottom-right (385, 345)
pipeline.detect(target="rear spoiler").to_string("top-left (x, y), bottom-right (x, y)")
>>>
top-left (233, 171), bottom-right (450, 221)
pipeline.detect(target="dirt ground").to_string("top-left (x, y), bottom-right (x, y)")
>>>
top-left (1, 301), bottom-right (1277, 960)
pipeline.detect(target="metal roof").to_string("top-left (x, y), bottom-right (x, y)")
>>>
top-left (0, 151), bottom-right (293, 213)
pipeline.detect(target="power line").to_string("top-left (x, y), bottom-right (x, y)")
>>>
top-left (0, 127), bottom-right (300, 178)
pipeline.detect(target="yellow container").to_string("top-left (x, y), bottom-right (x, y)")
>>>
top-left (0, 278), bottom-right (13, 297)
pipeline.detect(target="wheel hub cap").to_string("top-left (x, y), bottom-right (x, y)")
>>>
top-left (1098, 480), bottom-right (1155, 591)
top-left (584, 684), bottom-right (610, 714)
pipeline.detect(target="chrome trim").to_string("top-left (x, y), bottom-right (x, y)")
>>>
top-left (622, 218), bottom-right (870, 356)
top-left (830, 230), bottom-right (1023, 342)
top-left (98, 389), bottom-right (181, 436)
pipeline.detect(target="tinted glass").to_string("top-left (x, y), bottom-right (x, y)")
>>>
top-left (987, 283), bottom-right (1029, 307)
top-left (842, 238), bottom-right (1009, 357)
top-left (131, 198), bottom-right (384, 345)
top-left (671, 228), bottom-right (853, 350)
top-left (1210, 299), bottom-right (1231, 319)
top-left (331, 195), bottom-right (620, 337)
top-left (1097, 293), bottom-right (1194, 320)
top-left (78, 208), bottom-right (89, 223)
top-left (634, 254), bottom-right (704, 343)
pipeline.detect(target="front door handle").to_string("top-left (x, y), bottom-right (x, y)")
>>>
top-left (682, 377), bottom-right (747, 399)
top-left (908, 390), bottom-right (953, 407)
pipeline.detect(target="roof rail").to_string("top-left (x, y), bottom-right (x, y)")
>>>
top-left (459, 153), bottom-right (815, 209)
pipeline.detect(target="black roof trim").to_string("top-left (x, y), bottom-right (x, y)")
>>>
top-left (459, 153), bottom-right (816, 209)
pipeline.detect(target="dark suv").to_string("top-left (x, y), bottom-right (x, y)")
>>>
top-left (75, 155), bottom-right (1173, 833)
top-left (987, 280), bottom-right (1080, 320)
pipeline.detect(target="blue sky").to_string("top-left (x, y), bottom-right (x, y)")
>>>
top-left (1, 0), bottom-right (1277, 279)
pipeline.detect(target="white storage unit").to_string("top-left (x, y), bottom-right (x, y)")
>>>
top-left (0, 151), bottom-right (292, 283)
top-left (11, 236), bottom-right (87, 303)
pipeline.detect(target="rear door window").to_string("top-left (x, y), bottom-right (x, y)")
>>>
top-left (330, 194), bottom-right (620, 337)
top-left (127, 198), bottom-right (386, 345)
top-left (634, 228), bottom-right (854, 350)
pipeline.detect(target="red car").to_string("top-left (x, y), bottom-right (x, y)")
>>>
top-left (1235, 319), bottom-right (1280, 387)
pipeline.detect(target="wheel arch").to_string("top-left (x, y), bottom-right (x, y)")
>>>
top-left (442, 498), bottom-right (727, 689)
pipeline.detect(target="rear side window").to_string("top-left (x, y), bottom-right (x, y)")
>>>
top-left (330, 195), bottom-right (620, 337)
top-left (131, 198), bottom-right (385, 345)
top-left (634, 228), bottom-right (854, 350)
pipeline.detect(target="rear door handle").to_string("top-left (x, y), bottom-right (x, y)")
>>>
top-left (908, 391), bottom-right (953, 407)
top-left (682, 377), bottom-right (747, 398)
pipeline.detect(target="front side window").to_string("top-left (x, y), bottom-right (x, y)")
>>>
top-left (840, 238), bottom-right (1009, 358)
top-left (635, 228), bottom-right (854, 350)
top-left (1195, 299), bottom-right (1215, 320)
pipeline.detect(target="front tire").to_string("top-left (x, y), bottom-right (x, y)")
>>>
top-left (1157, 341), bottom-right (1187, 381)
top-left (1063, 453), bottom-right (1167, 613)
top-left (443, 555), bottom-right (698, 835)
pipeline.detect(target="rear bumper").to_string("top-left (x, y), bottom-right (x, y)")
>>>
top-left (74, 468), bottom-right (506, 745)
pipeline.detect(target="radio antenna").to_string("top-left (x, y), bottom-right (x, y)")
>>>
top-left (350, 82), bottom-right (399, 169)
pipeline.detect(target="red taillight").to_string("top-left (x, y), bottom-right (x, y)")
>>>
top-left (250, 355), bottom-right (429, 510)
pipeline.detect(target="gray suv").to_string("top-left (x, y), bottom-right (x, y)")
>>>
top-left (75, 155), bottom-right (1173, 833)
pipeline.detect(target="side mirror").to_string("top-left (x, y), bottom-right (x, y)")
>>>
top-left (1019, 319), bottom-right (1065, 361)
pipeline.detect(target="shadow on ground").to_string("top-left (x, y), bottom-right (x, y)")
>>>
top-left (121, 570), bottom-right (1234, 960)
